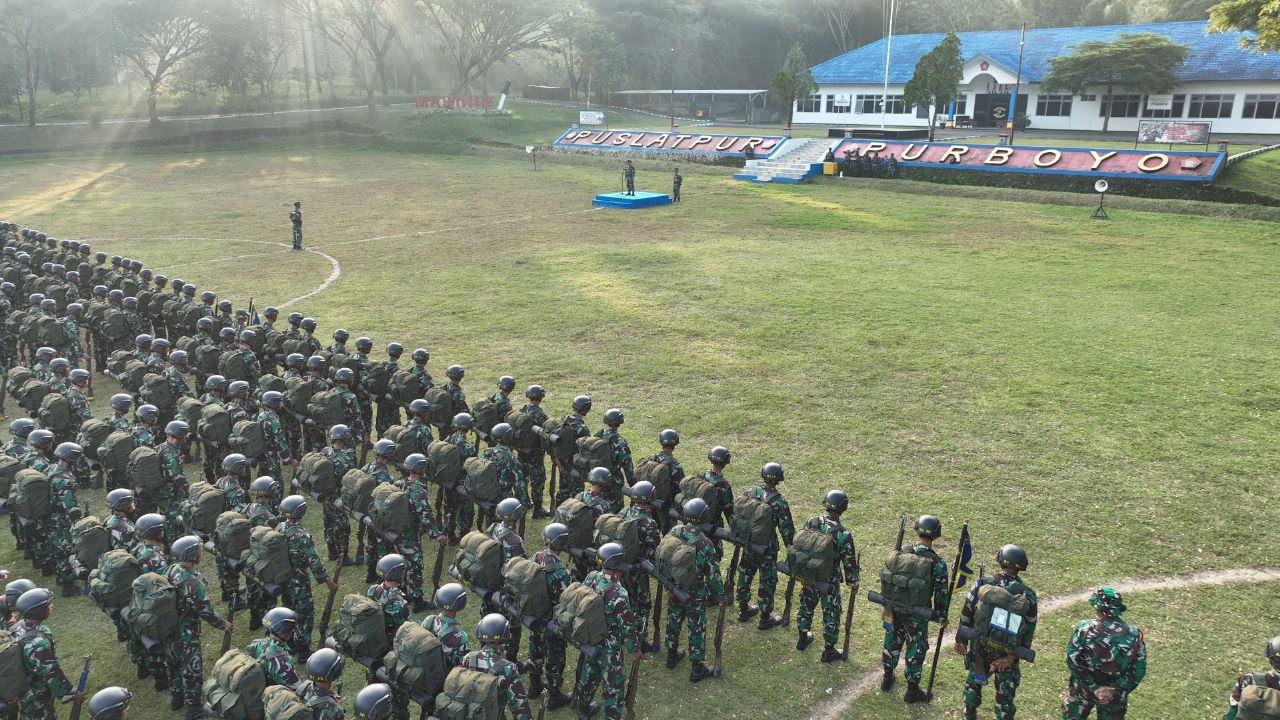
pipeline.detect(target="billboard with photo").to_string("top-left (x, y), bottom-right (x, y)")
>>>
top-left (1136, 120), bottom-right (1212, 145)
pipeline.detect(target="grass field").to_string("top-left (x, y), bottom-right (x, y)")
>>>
top-left (1219, 151), bottom-right (1280, 199)
top-left (2, 139), bottom-right (1279, 719)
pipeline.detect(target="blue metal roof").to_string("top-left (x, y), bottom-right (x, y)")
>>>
top-left (810, 21), bottom-right (1278, 85)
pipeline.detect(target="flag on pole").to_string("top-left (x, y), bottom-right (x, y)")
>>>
top-left (248, 297), bottom-right (259, 326)
top-left (952, 523), bottom-right (974, 594)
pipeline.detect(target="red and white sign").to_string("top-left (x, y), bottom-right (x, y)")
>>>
top-left (414, 95), bottom-right (493, 109)
top-left (556, 129), bottom-right (783, 157)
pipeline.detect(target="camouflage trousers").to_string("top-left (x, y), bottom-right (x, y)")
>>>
top-left (375, 401), bottom-right (400, 438)
top-left (666, 600), bottom-right (709, 662)
top-left (735, 550), bottom-right (778, 612)
top-left (157, 487), bottom-right (183, 541)
top-left (18, 687), bottom-right (57, 720)
top-left (259, 454), bottom-right (282, 489)
top-left (623, 571), bottom-right (652, 640)
top-left (1061, 678), bottom-right (1129, 720)
top-left (574, 642), bottom-right (626, 720)
top-left (529, 623), bottom-right (567, 689)
top-left (9, 513), bottom-right (24, 550)
top-left (282, 414), bottom-right (301, 461)
top-left (202, 442), bottom-right (226, 484)
top-left (964, 650), bottom-right (1021, 719)
top-left (402, 537), bottom-right (425, 604)
top-left (444, 489), bottom-right (473, 541)
top-left (519, 453), bottom-right (546, 509)
top-left (283, 574), bottom-right (317, 651)
top-left (47, 518), bottom-right (77, 586)
top-left (248, 578), bottom-right (277, 626)
top-left (797, 584), bottom-right (842, 647)
top-left (168, 622), bottom-right (205, 705)
top-left (322, 499), bottom-right (350, 556)
top-left (107, 611), bottom-right (146, 669)
top-left (554, 468), bottom-right (582, 507)
top-left (292, 226), bottom-right (303, 250)
top-left (882, 613), bottom-right (930, 683)
top-left (217, 559), bottom-right (242, 600)
top-left (365, 536), bottom-right (385, 582)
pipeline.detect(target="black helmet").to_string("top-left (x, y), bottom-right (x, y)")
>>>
top-left (285, 353), bottom-right (304, 369)
top-left (914, 515), bottom-right (942, 539)
top-left (229, 380), bottom-right (250, 398)
top-left (571, 395), bottom-right (592, 413)
top-left (1266, 636), bottom-right (1280, 670)
top-left (28, 429), bottom-right (55, 449)
top-left (171, 535), bottom-right (203, 563)
top-left (996, 544), bottom-right (1028, 572)
top-left (445, 364), bottom-right (463, 380)
top-left (355, 337), bottom-right (372, 352)
top-left (306, 648), bottom-right (346, 683)
top-left (588, 467), bottom-right (612, 487)
top-left (39, 298), bottom-right (56, 313)
top-left (219, 328), bottom-right (236, 342)
top-left (761, 462), bottom-right (784, 483)
top-left (133, 333), bottom-right (151, 349)
top-left (658, 429), bottom-right (680, 447)
top-left (35, 346), bottom-right (55, 361)
top-left (200, 291), bottom-right (216, 303)
top-left (263, 607), bottom-right (299, 637)
top-left (301, 317), bottom-right (316, 333)
top-left (197, 317), bottom-right (214, 331)
top-left (217, 300), bottom-right (232, 312)
top-left (496, 497), bottom-right (524, 521)
top-left (333, 329), bottom-right (349, 343)
top-left (543, 522), bottom-right (570, 551)
top-left (279, 495), bottom-right (307, 520)
top-left (598, 542), bottom-right (627, 571)
top-left (70, 368), bottom-right (90, 384)
top-left (222, 453), bottom-right (249, 475)
top-left (525, 385), bottom-right (545, 400)
top-left (106, 488), bottom-right (135, 512)
top-left (264, 307), bottom-right (278, 320)
top-left (111, 290), bottom-right (125, 303)
top-left (409, 399), bottom-right (429, 416)
top-left (451, 412), bottom-right (473, 430)
top-left (475, 613), bottom-right (509, 644)
top-left (150, 338), bottom-right (170, 353)
top-left (16, 588), bottom-right (54, 620)
top-left (376, 554), bottom-right (407, 582)
top-left (250, 476), bottom-right (279, 498)
top-left (497, 375), bottom-right (515, 391)
top-left (170, 350), bottom-right (188, 366)
top-left (354, 684), bottom-right (393, 720)
top-left (403, 453), bottom-right (428, 475)
top-left (110, 255), bottom-right (122, 266)
top-left (306, 355), bottom-right (326, 371)
top-left (5, 579), bottom-right (36, 607)
top-left (334, 368), bottom-right (354, 384)
top-left (49, 358), bottom-right (70, 373)
top-left (491, 423), bottom-right (514, 444)
top-left (329, 424), bottom-right (352, 441)
top-left (373, 438), bottom-right (396, 458)
top-left (823, 490), bottom-right (849, 513)
top-left (435, 583), bottom-right (468, 612)
top-left (262, 391), bottom-right (284, 408)
top-left (708, 446), bottom-right (731, 465)
top-left (205, 375), bottom-right (227, 393)
top-left (628, 480), bottom-right (655, 503)
top-left (386, 342), bottom-right (403, 357)
top-left (110, 393), bottom-right (134, 411)
top-left (9, 418), bottom-right (34, 438)
top-left (238, 330), bottom-right (256, 346)
top-left (66, 302), bottom-right (82, 317)
top-left (54, 442), bottom-right (83, 462)
top-left (170, 278), bottom-right (184, 290)
top-left (182, 284), bottom-right (195, 296)
top-left (411, 348), bottom-right (428, 362)
top-left (165, 420), bottom-right (190, 438)
top-left (682, 498), bottom-right (708, 522)
top-left (136, 513), bottom-right (167, 540)
top-left (602, 408), bottom-right (624, 426)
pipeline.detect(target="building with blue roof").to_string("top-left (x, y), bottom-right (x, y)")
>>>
top-left (798, 20), bottom-right (1280, 134)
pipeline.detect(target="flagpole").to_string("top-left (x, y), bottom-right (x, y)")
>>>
top-left (1008, 24), bottom-right (1026, 144)
top-left (880, 0), bottom-right (895, 130)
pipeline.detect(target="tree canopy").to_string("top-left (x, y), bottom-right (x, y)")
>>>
top-left (1208, 0), bottom-right (1280, 53)
top-left (901, 31), bottom-right (963, 140)
top-left (1040, 32), bottom-right (1189, 131)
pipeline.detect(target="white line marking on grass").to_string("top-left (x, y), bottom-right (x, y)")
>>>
top-left (44, 162), bottom-right (136, 182)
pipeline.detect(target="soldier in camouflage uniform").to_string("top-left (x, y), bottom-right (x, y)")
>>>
top-left (10, 588), bottom-right (81, 720)
top-left (227, 381), bottom-right (255, 425)
top-left (485, 498), bottom-right (527, 661)
top-left (31, 346), bottom-right (54, 381)
top-left (578, 468), bottom-right (613, 520)
top-left (595, 408), bottom-right (634, 512)
top-left (3, 579), bottom-right (37, 632)
top-left (575, 544), bottom-right (639, 719)
top-left (736, 461), bottom-right (794, 630)
top-left (278, 495), bottom-right (338, 654)
top-left (199, 375), bottom-right (231, 482)
top-left (361, 439), bottom-right (399, 583)
top-left (664, 498), bottom-right (725, 683)
top-left (158, 422), bottom-right (190, 540)
top-left (166, 350), bottom-right (195, 401)
top-left (528, 524), bottom-right (571, 707)
top-left (1225, 637), bottom-right (1280, 720)
top-left (444, 413), bottom-right (477, 541)
top-left (647, 429), bottom-right (685, 533)
top-left (375, 343), bottom-right (403, 436)
top-left (554, 395), bottom-right (592, 506)
top-left (320, 424), bottom-right (357, 562)
top-left (132, 514), bottom-right (173, 689)
top-left (61, 303), bottom-right (84, 369)
top-left (882, 514), bottom-right (951, 702)
top-left (105, 488), bottom-right (139, 553)
top-left (166, 536), bottom-right (232, 719)
top-left (478, 376), bottom-right (515, 447)
top-left (1062, 587), bottom-right (1147, 720)
top-left (299, 649), bottom-right (347, 720)
top-left (403, 399), bottom-right (434, 457)
top-left (956, 544), bottom-right (1036, 720)
top-left (365, 554), bottom-right (413, 720)
top-left (797, 490), bottom-right (860, 663)
top-left (482, 424), bottom-right (527, 526)
top-left (333, 369), bottom-right (367, 447)
top-left (400, 454), bottom-right (445, 611)
top-left (621, 481), bottom-right (661, 652)
top-left (302, 355), bottom-right (332, 452)
top-left (213, 454), bottom-right (250, 602)
top-left (408, 347), bottom-right (433, 388)
top-left (421, 583), bottom-right (471, 668)
top-left (21, 430), bottom-right (56, 575)
top-left (517, 386), bottom-right (550, 518)
top-left (464, 614), bottom-right (533, 720)
top-left (131, 405), bottom-right (160, 447)
top-left (244, 477), bottom-right (281, 628)
top-left (258, 391), bottom-right (295, 484)
top-left (351, 337), bottom-right (374, 433)
top-left (105, 394), bottom-right (133, 433)
top-left (0, 281), bottom-right (15, 374)
top-left (48, 357), bottom-right (71, 395)
top-left (246, 607), bottom-right (302, 689)
top-left (236, 330), bottom-right (262, 389)
top-left (694, 447), bottom-right (735, 558)
top-left (46, 442), bottom-right (83, 596)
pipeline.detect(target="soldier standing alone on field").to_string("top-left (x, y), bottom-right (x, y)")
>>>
top-left (290, 202), bottom-right (303, 250)
top-left (672, 168), bottom-right (682, 202)
top-left (623, 161), bottom-right (636, 196)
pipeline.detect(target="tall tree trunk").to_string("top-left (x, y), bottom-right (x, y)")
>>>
top-left (148, 85), bottom-right (159, 124)
top-left (24, 53), bottom-right (36, 127)
top-left (1102, 83), bottom-right (1113, 133)
top-left (300, 27), bottom-right (312, 106)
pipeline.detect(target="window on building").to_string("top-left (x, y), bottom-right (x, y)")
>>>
top-left (1141, 94), bottom-right (1186, 118)
top-left (1243, 94), bottom-right (1280, 119)
top-left (795, 94), bottom-right (822, 113)
top-left (1078, 94), bottom-right (1097, 102)
top-left (854, 94), bottom-right (907, 114)
top-left (1035, 94), bottom-right (1073, 116)
top-left (1188, 93), bottom-right (1234, 118)
top-left (826, 94), bottom-right (851, 114)
top-left (952, 97), bottom-right (967, 116)
top-left (1099, 94), bottom-right (1142, 118)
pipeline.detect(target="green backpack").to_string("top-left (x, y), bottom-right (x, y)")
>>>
top-left (435, 667), bottom-right (501, 720)
top-left (140, 373), bottom-right (176, 410)
top-left (183, 481), bottom-right (226, 536)
top-left (215, 511), bottom-right (252, 559)
top-left (256, 375), bottom-right (286, 397)
top-left (553, 498), bottom-right (596, 550)
top-left (971, 583), bottom-right (1034, 656)
top-left (368, 484), bottom-right (409, 537)
top-left (100, 432), bottom-right (135, 487)
top-left (636, 458), bottom-right (675, 504)
top-left (427, 440), bottom-right (464, 488)
top-left (306, 389), bottom-right (345, 429)
top-left (19, 379), bottom-right (50, 414)
top-left (333, 594), bottom-right (389, 659)
top-left (203, 649), bottom-right (266, 720)
top-left (106, 351), bottom-right (132, 378)
top-left (572, 436), bottom-right (612, 478)
top-left (502, 556), bottom-right (551, 620)
top-left (38, 392), bottom-right (74, 436)
top-left (454, 531), bottom-right (503, 590)
top-left (787, 528), bottom-right (837, 585)
top-left (229, 420), bottom-right (265, 459)
top-left (126, 572), bottom-right (180, 641)
top-left (1237, 675), bottom-right (1280, 720)
top-left (363, 363), bottom-right (391, 399)
top-left (199, 403), bottom-right (233, 445)
top-left (120, 360), bottom-right (148, 394)
top-left (0, 454), bottom-right (22, 499)
top-left (5, 366), bottom-right (33, 396)
top-left (218, 350), bottom-right (248, 383)
top-left (540, 416), bottom-right (576, 465)
top-left (878, 549), bottom-right (937, 611)
top-left (594, 514), bottom-right (640, 563)
top-left (88, 549), bottom-right (142, 608)
top-left (128, 445), bottom-right (164, 495)
top-left (195, 344), bottom-right (223, 376)
top-left (175, 336), bottom-right (200, 357)
top-left (0, 633), bottom-right (31, 704)
top-left (71, 516), bottom-right (111, 570)
top-left (77, 419), bottom-right (114, 461)
top-left (35, 315), bottom-right (63, 347)
top-left (382, 622), bottom-right (447, 697)
top-left (551, 582), bottom-right (606, 647)
top-left (178, 397), bottom-right (203, 427)
top-left (469, 397), bottom-right (501, 437)
top-left (262, 686), bottom-right (310, 720)
top-left (10, 469), bottom-right (51, 519)
top-left (679, 474), bottom-right (719, 518)
top-left (382, 425), bottom-right (416, 468)
top-left (462, 456), bottom-right (500, 503)
top-left (422, 386), bottom-right (454, 426)
top-left (656, 534), bottom-right (700, 593)
top-left (389, 369), bottom-right (424, 406)
top-left (730, 492), bottom-right (775, 548)
top-left (244, 526), bottom-right (290, 586)
top-left (340, 469), bottom-right (376, 515)
top-left (283, 376), bottom-right (312, 415)
top-left (504, 410), bottom-right (539, 451)
top-left (296, 453), bottom-right (338, 498)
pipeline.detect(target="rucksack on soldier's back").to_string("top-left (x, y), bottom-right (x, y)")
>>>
top-left (106, 351), bottom-right (132, 378)
top-left (434, 667), bottom-right (501, 720)
top-left (636, 458), bottom-right (675, 503)
top-left (140, 373), bottom-right (176, 410)
top-left (126, 572), bottom-right (180, 641)
top-left (0, 454), bottom-right (22, 499)
top-left (679, 474), bottom-right (718, 518)
top-left (195, 344), bottom-right (222, 376)
top-left (504, 410), bottom-right (539, 451)
top-left (262, 685), bottom-right (310, 720)
top-left (203, 649), bottom-right (266, 720)
top-left (296, 453), bottom-right (338, 498)
top-left (283, 376), bottom-right (312, 415)
top-left (362, 363), bottom-right (390, 399)
top-left (306, 389), bottom-right (345, 429)
top-left (218, 350), bottom-right (248, 383)
top-left (178, 397), bottom-right (203, 428)
top-left (388, 369), bottom-right (423, 407)
top-left (340, 469), bottom-right (376, 515)
top-left (730, 492), bottom-right (776, 548)
top-left (382, 622), bottom-right (447, 697)
top-left (656, 534), bottom-right (699, 593)
top-left (454, 531), bottom-right (502, 590)
top-left (100, 432), bottom-right (135, 486)
top-left (229, 420), bottom-right (265, 459)
top-left (787, 528), bottom-right (837, 585)
top-left (77, 418), bottom-right (114, 461)
top-left (35, 315), bottom-right (63, 347)
top-left (382, 425), bottom-right (415, 467)
top-left (243, 526), bottom-right (290, 586)
top-left (10, 469), bottom-right (51, 519)
top-left (120, 359), bottom-right (148, 393)
top-left (540, 416), bottom-right (575, 465)
top-left (502, 556), bottom-right (551, 620)
top-left (572, 436), bottom-right (612, 478)
top-left (368, 484), bottom-right (409, 537)
top-left (427, 440), bottom-right (463, 488)
top-left (551, 582), bottom-right (606, 647)
top-left (462, 456), bottom-right (500, 503)
top-left (37, 392), bottom-right (74, 436)
top-left (0, 632), bottom-right (30, 704)
top-left (184, 481), bottom-right (226, 536)
top-left (469, 396), bottom-right (501, 436)
top-left (101, 307), bottom-right (129, 341)
top-left (970, 583), bottom-right (1034, 654)
top-left (215, 511), bottom-right (252, 559)
top-left (878, 549), bottom-right (937, 612)
top-left (71, 516), bottom-right (111, 570)
top-left (5, 366), bottom-right (33, 396)
top-left (199, 403), bottom-right (233, 445)
top-left (128, 445), bottom-right (164, 495)
top-left (332, 594), bottom-right (389, 659)
top-left (421, 386), bottom-right (453, 425)
top-left (594, 514), bottom-right (640, 563)
top-left (88, 549), bottom-right (142, 609)
top-left (553, 498), bottom-right (595, 550)
top-left (19, 379), bottom-right (50, 414)
top-left (1237, 675), bottom-right (1280, 720)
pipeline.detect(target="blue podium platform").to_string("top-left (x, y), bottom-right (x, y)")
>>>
top-left (592, 191), bottom-right (672, 209)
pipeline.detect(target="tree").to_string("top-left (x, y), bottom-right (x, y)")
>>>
top-left (0, 0), bottom-right (58, 126)
top-left (812, 0), bottom-right (865, 54)
top-left (1040, 32), bottom-right (1189, 131)
top-left (902, 31), bottom-right (963, 141)
top-left (557, 8), bottom-right (624, 102)
top-left (1208, 0), bottom-right (1280, 53)
top-left (1018, 0), bottom-right (1133, 27)
top-left (110, 0), bottom-right (213, 123)
top-left (322, 0), bottom-right (401, 107)
top-left (769, 42), bottom-right (818, 128)
top-left (416, 0), bottom-right (566, 93)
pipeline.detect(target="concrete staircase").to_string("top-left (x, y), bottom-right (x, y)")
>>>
top-left (734, 138), bottom-right (837, 183)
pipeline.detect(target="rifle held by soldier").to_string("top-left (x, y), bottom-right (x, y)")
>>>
top-left (842, 550), bottom-right (859, 661)
top-left (712, 544), bottom-right (741, 676)
top-left (68, 653), bottom-right (92, 720)
top-left (221, 591), bottom-right (238, 655)
top-left (624, 650), bottom-right (641, 720)
top-left (431, 514), bottom-right (452, 591)
top-left (318, 556), bottom-right (345, 638)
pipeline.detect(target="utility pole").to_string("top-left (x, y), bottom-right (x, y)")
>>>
top-left (880, 0), bottom-right (895, 130)
top-left (1008, 24), bottom-right (1026, 144)
top-left (670, 47), bottom-right (677, 129)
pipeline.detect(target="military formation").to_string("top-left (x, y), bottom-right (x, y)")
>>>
top-left (0, 220), bottom-right (1268, 720)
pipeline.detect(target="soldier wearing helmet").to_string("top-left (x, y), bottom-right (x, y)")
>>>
top-left (256, 391), bottom-right (295, 484)
top-left (881, 514), bottom-right (950, 701)
top-left (47, 443), bottom-right (85, 595)
top-left (242, 477), bottom-right (281, 628)
top-left (328, 329), bottom-right (350, 354)
top-left (619, 480), bottom-right (661, 653)
top-left (663, 499), bottom-right (725, 683)
top-left (686, 446), bottom-right (734, 558)
top-left (105, 489), bottom-right (139, 552)
top-left (319, 424), bottom-right (357, 565)
top-left (408, 347), bottom-right (432, 392)
top-left (462, 614), bottom-right (532, 720)
top-left (246, 607), bottom-right (302, 688)
top-left (735, 461), bottom-right (795, 632)
top-left (484, 498), bottom-right (528, 660)
top-left (421, 583), bottom-right (472, 669)
top-left (436, 363), bottom-right (469, 440)
top-left (400, 453), bottom-right (445, 612)
top-left (574, 543), bottom-right (640, 709)
top-left (1225, 637), bottom-right (1280, 720)
top-left (10, 588), bottom-right (82, 716)
top-left (442, 413), bottom-right (479, 540)
top-left (278, 495), bottom-right (337, 654)
top-left (955, 544), bottom-right (1037, 719)
top-left (298, 649), bottom-right (345, 720)
top-left (795, 490), bottom-right (860, 663)
top-left (526, 523), bottom-right (572, 705)
top-left (372, 343), bottom-right (404, 436)
top-left (479, 423), bottom-right (527, 527)
top-left (155, 422), bottom-right (190, 537)
top-left (553, 395), bottom-right (593, 506)
top-left (166, 536), bottom-right (231, 719)
top-left (359, 437), bottom-right (400, 583)
top-left (478, 375), bottom-right (516, 448)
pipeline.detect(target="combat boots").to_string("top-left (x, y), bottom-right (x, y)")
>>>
top-left (577, 700), bottom-right (600, 719)
top-left (186, 704), bottom-right (204, 720)
top-left (757, 612), bottom-right (783, 631)
top-left (547, 687), bottom-right (572, 710)
top-left (903, 682), bottom-right (927, 703)
top-left (665, 648), bottom-right (685, 669)
top-left (737, 604), bottom-right (758, 622)
top-left (527, 670), bottom-right (544, 699)
top-left (880, 669), bottom-right (895, 691)
top-left (820, 645), bottom-right (844, 663)
top-left (965, 707), bottom-right (978, 720)
top-left (170, 695), bottom-right (184, 711)
top-left (797, 630), bottom-right (814, 651)
top-left (689, 661), bottom-right (714, 683)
